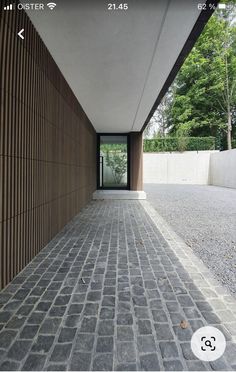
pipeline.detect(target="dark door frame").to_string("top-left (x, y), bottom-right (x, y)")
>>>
top-left (97, 133), bottom-right (130, 190)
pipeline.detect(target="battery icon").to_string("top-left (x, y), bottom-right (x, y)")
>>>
top-left (218, 3), bottom-right (226, 9)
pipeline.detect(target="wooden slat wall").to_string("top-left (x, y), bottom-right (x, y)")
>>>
top-left (130, 133), bottom-right (143, 191)
top-left (0, 3), bottom-right (97, 289)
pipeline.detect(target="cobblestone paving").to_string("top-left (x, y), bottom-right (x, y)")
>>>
top-left (0, 200), bottom-right (236, 371)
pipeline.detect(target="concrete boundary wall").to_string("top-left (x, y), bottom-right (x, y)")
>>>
top-left (143, 151), bottom-right (216, 184)
top-left (209, 149), bottom-right (236, 189)
top-left (144, 150), bottom-right (236, 189)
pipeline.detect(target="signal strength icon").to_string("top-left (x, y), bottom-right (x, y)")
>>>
top-left (4, 3), bottom-right (14, 10)
top-left (47, 2), bottom-right (56, 10)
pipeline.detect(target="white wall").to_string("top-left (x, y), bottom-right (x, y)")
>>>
top-left (209, 149), bottom-right (236, 189)
top-left (143, 151), bottom-right (217, 184)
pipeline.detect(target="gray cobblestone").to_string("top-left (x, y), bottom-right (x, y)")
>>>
top-left (214, 324), bottom-right (232, 341)
top-left (224, 322), bottom-right (236, 336)
top-left (92, 353), bottom-right (113, 371)
top-left (0, 330), bottom-right (17, 348)
top-left (80, 317), bottom-right (97, 333)
top-left (137, 335), bottom-right (156, 353)
top-left (137, 319), bottom-right (152, 335)
top-left (180, 342), bottom-right (198, 360)
top-left (27, 312), bottom-right (46, 324)
top-left (134, 306), bottom-right (149, 319)
top-left (87, 291), bottom-right (102, 302)
top-left (117, 313), bottom-right (133, 325)
top-left (173, 325), bottom-right (193, 341)
top-left (102, 296), bottom-right (116, 307)
top-left (7, 340), bottom-right (31, 361)
top-left (210, 357), bottom-right (231, 370)
top-left (68, 304), bottom-right (83, 315)
top-left (196, 301), bottom-right (213, 312)
top-left (50, 343), bottom-right (72, 362)
top-left (49, 306), bottom-right (67, 317)
top-left (54, 295), bottom-right (70, 306)
top-left (31, 335), bottom-right (55, 353)
top-left (116, 362), bottom-right (137, 371)
top-left (183, 307), bottom-right (201, 319)
top-left (117, 342), bottom-right (136, 363)
top-left (72, 294), bottom-right (86, 303)
top-left (96, 336), bottom-right (114, 353)
top-left (189, 318), bottom-right (204, 331)
top-left (140, 353), bottom-right (160, 371)
top-left (166, 301), bottom-right (180, 313)
top-left (117, 326), bottom-right (134, 341)
top-left (70, 352), bottom-right (91, 371)
top-left (5, 316), bottom-right (26, 329)
top-left (178, 295), bottom-right (195, 307)
top-left (132, 296), bottom-right (147, 307)
top-left (0, 312), bottom-right (12, 323)
top-left (163, 359), bottom-right (184, 371)
top-left (186, 361), bottom-right (208, 370)
top-left (39, 318), bottom-right (61, 334)
top-left (0, 361), bottom-right (20, 371)
top-left (58, 327), bottom-right (76, 343)
top-left (0, 200), bottom-right (235, 370)
top-left (149, 299), bottom-right (162, 309)
top-left (74, 334), bottom-right (95, 352)
top-left (19, 325), bottom-right (39, 339)
top-left (48, 364), bottom-right (67, 371)
top-left (100, 307), bottom-right (115, 319)
top-left (159, 341), bottom-right (179, 359)
top-left (22, 354), bottom-right (46, 371)
top-left (154, 323), bottom-right (174, 340)
top-left (152, 309), bottom-right (168, 323)
top-left (169, 312), bottom-right (185, 325)
top-left (65, 315), bottom-right (81, 327)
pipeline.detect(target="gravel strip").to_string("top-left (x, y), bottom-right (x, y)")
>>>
top-left (144, 184), bottom-right (236, 296)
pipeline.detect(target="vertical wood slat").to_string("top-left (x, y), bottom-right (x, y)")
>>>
top-left (0, 6), bottom-right (97, 289)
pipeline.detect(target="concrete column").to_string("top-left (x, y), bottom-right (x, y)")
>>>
top-left (130, 132), bottom-right (143, 191)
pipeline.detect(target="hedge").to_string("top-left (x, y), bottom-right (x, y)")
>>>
top-left (143, 137), bottom-right (216, 152)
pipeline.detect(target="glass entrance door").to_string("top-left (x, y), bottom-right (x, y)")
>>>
top-left (98, 135), bottom-right (129, 189)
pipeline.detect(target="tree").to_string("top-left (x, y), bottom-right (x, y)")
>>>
top-left (100, 144), bottom-right (127, 184)
top-left (105, 152), bottom-right (127, 184)
top-left (144, 88), bottom-right (173, 138)
top-left (163, 4), bottom-right (236, 149)
top-left (220, 6), bottom-right (236, 149)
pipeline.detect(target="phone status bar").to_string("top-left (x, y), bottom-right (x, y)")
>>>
top-left (198, 3), bottom-right (235, 11)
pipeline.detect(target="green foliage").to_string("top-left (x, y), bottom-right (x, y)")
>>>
top-left (143, 137), bottom-right (216, 152)
top-left (100, 144), bottom-right (127, 184)
top-left (176, 136), bottom-right (190, 152)
top-left (166, 7), bottom-right (236, 148)
top-left (100, 144), bottom-right (126, 153)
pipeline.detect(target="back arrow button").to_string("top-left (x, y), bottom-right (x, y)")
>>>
top-left (18, 29), bottom-right (24, 40)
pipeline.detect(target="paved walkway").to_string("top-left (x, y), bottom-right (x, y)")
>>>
top-left (0, 200), bottom-right (236, 371)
